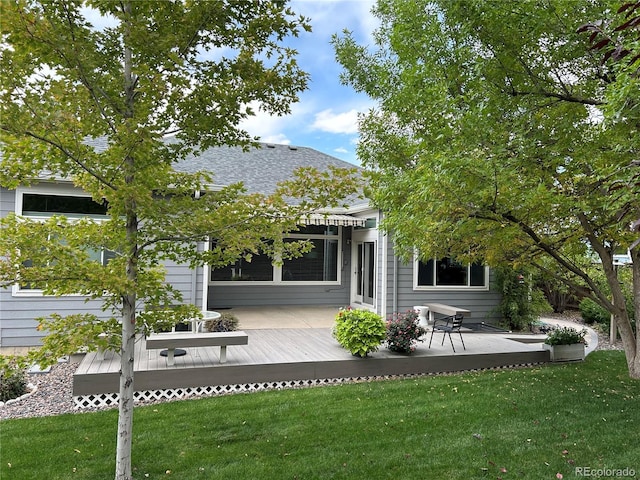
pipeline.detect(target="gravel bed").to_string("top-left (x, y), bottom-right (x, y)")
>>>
top-left (1, 312), bottom-right (626, 421)
top-left (1, 361), bottom-right (77, 420)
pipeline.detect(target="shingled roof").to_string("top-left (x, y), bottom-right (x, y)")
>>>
top-left (79, 137), bottom-right (365, 208)
top-left (174, 142), bottom-right (362, 199)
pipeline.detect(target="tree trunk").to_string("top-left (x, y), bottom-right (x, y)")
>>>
top-left (606, 248), bottom-right (639, 380)
top-left (115, 211), bottom-right (138, 480)
top-left (629, 247), bottom-right (640, 379)
top-left (582, 214), bottom-right (639, 379)
top-left (115, 291), bottom-right (136, 480)
top-left (115, 3), bottom-right (137, 478)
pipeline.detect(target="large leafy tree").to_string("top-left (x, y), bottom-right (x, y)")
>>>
top-left (333, 0), bottom-right (640, 377)
top-left (0, 1), bottom-right (358, 479)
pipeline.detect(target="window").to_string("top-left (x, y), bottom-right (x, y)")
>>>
top-left (22, 193), bottom-right (108, 217)
top-left (14, 188), bottom-right (112, 295)
top-left (211, 254), bottom-right (274, 281)
top-left (415, 257), bottom-right (488, 289)
top-left (211, 225), bottom-right (341, 284)
top-left (282, 237), bottom-right (338, 282)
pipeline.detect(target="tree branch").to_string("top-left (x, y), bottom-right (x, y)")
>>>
top-left (41, 2), bottom-right (121, 134)
top-left (508, 88), bottom-right (605, 106)
top-left (494, 209), bottom-right (607, 300)
top-left (19, 127), bottom-right (117, 191)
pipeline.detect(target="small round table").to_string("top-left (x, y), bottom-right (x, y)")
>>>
top-left (194, 310), bottom-right (222, 333)
top-left (159, 311), bottom-right (222, 358)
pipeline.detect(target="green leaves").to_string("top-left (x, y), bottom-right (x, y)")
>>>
top-left (335, 0), bottom-right (640, 377)
top-left (0, 1), bottom-right (363, 355)
top-left (335, 0), bottom-right (638, 270)
top-left (332, 308), bottom-right (386, 357)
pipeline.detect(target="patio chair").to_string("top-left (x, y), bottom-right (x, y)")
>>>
top-left (428, 313), bottom-right (466, 352)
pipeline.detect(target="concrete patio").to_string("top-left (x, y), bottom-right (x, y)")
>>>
top-left (227, 305), bottom-right (341, 329)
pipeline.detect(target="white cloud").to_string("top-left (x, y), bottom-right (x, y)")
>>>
top-left (261, 133), bottom-right (291, 145)
top-left (312, 108), bottom-right (360, 134)
top-left (239, 101), bottom-right (299, 143)
top-left (334, 147), bottom-right (348, 154)
top-left (292, 0), bottom-right (378, 42)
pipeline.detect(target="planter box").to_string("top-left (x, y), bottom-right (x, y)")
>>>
top-left (544, 343), bottom-right (585, 362)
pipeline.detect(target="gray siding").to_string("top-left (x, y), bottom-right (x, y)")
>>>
top-left (208, 283), bottom-right (351, 308)
top-left (0, 187), bottom-right (201, 347)
top-left (163, 258), bottom-right (197, 306)
top-left (1, 186), bottom-right (115, 347)
top-left (383, 236), bottom-right (502, 323)
top-left (0, 296), bottom-right (114, 347)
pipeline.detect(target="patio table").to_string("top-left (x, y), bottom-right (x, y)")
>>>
top-left (159, 310), bottom-right (222, 358)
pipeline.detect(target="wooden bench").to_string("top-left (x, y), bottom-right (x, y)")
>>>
top-left (422, 303), bottom-right (471, 326)
top-left (146, 331), bottom-right (249, 366)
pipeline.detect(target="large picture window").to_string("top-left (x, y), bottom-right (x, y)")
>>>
top-left (211, 225), bottom-right (341, 284)
top-left (415, 257), bottom-right (488, 289)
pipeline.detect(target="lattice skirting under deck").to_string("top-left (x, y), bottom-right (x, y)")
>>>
top-left (73, 361), bottom-right (542, 410)
top-left (74, 377), bottom-right (370, 409)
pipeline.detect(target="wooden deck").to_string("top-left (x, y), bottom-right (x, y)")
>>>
top-left (73, 329), bottom-right (550, 396)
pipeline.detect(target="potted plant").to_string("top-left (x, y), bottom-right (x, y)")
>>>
top-left (332, 307), bottom-right (386, 357)
top-left (385, 310), bottom-right (426, 354)
top-left (543, 326), bottom-right (588, 362)
top-left (204, 312), bottom-right (239, 332)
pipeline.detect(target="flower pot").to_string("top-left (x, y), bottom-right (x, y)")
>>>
top-left (544, 343), bottom-right (585, 362)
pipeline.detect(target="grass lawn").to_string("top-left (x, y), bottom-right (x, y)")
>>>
top-left (1, 351), bottom-right (639, 479)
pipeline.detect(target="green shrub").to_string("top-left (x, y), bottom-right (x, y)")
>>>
top-left (332, 307), bottom-right (385, 357)
top-left (204, 312), bottom-right (239, 332)
top-left (0, 357), bottom-right (28, 403)
top-left (495, 267), bottom-right (551, 331)
top-left (579, 297), bottom-right (635, 334)
top-left (385, 310), bottom-right (426, 354)
top-left (579, 298), bottom-right (610, 325)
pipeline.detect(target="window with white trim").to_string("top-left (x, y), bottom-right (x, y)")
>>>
top-left (14, 187), bottom-right (112, 295)
top-left (211, 225), bottom-right (341, 284)
top-left (414, 257), bottom-right (488, 290)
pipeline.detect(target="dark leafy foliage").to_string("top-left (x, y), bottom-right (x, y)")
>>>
top-left (0, 358), bottom-right (27, 402)
top-left (204, 312), bottom-right (240, 332)
top-left (385, 310), bottom-right (426, 354)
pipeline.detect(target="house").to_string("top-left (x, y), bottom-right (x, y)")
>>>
top-left (0, 142), bottom-right (502, 350)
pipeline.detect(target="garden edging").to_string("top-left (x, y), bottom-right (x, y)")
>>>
top-left (0, 383), bottom-right (37, 407)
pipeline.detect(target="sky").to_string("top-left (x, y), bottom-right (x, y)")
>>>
top-left (84, 1), bottom-right (380, 166)
top-left (239, 1), bottom-right (380, 165)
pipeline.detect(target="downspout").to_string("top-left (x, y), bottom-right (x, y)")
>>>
top-left (393, 249), bottom-right (398, 315)
top-left (191, 190), bottom-right (209, 312)
top-left (201, 240), bottom-right (210, 312)
top-left (190, 267), bottom-right (198, 309)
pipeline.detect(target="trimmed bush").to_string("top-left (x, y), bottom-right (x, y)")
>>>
top-left (0, 358), bottom-right (27, 402)
top-left (333, 308), bottom-right (385, 357)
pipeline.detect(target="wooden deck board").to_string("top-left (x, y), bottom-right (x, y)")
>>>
top-left (73, 329), bottom-right (550, 396)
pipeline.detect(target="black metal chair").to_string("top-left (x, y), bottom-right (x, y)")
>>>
top-left (428, 313), bottom-right (466, 352)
